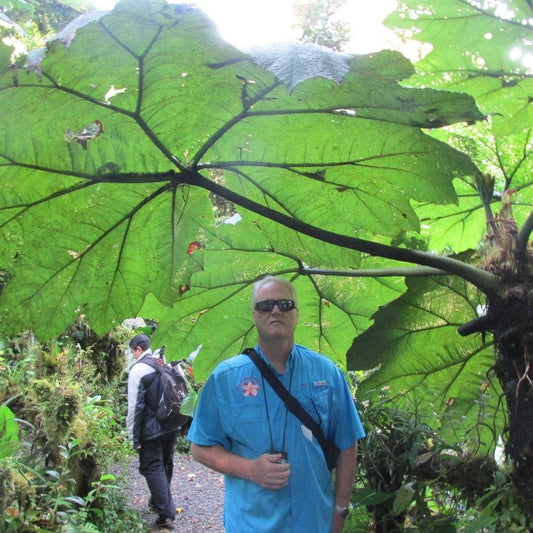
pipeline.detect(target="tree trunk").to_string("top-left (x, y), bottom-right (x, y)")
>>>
top-left (490, 279), bottom-right (533, 517)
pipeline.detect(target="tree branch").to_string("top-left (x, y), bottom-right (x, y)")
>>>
top-left (183, 171), bottom-right (502, 298)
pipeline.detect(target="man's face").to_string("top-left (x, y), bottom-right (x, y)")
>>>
top-left (253, 281), bottom-right (298, 342)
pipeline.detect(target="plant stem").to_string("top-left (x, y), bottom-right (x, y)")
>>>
top-left (517, 209), bottom-right (533, 259)
top-left (185, 171), bottom-right (502, 297)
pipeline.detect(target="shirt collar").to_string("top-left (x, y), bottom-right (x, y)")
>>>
top-left (256, 345), bottom-right (294, 375)
top-left (138, 349), bottom-right (153, 361)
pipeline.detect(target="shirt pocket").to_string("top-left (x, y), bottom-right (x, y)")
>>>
top-left (225, 394), bottom-right (270, 455)
top-left (299, 387), bottom-right (331, 432)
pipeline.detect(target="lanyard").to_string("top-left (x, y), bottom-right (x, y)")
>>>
top-left (261, 356), bottom-right (294, 453)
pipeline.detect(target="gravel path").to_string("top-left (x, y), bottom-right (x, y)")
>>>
top-left (122, 453), bottom-right (225, 532)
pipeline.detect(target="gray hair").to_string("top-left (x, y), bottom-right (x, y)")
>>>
top-left (252, 276), bottom-right (298, 308)
top-left (129, 334), bottom-right (151, 351)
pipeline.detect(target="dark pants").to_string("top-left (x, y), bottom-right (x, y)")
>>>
top-left (138, 432), bottom-right (177, 520)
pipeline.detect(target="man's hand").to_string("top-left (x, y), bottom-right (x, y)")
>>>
top-left (249, 453), bottom-right (291, 490)
top-left (191, 444), bottom-right (290, 490)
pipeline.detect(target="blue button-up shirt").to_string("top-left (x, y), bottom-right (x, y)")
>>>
top-left (188, 344), bottom-right (366, 532)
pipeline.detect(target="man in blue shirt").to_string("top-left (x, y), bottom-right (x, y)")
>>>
top-left (188, 276), bottom-right (366, 532)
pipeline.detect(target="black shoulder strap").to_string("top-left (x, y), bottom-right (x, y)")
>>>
top-left (139, 356), bottom-right (163, 373)
top-left (244, 347), bottom-right (331, 456)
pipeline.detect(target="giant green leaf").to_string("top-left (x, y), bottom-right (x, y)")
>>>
top-left (385, 0), bottom-right (533, 255)
top-left (138, 208), bottom-right (405, 379)
top-left (416, 127), bottom-right (533, 254)
top-left (348, 274), bottom-right (503, 452)
top-left (0, 0), bottom-right (483, 341)
top-left (386, 0), bottom-right (532, 135)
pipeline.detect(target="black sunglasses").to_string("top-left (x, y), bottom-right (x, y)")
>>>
top-left (254, 299), bottom-right (297, 313)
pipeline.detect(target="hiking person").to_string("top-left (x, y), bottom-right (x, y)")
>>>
top-left (126, 334), bottom-right (177, 530)
top-left (188, 276), bottom-right (366, 532)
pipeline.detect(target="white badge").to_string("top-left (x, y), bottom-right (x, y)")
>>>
top-left (301, 424), bottom-right (313, 442)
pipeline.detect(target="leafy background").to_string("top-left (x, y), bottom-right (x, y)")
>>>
top-left (1, 0), bottom-right (532, 452)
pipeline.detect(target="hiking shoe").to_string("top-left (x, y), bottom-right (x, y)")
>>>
top-left (155, 516), bottom-right (174, 530)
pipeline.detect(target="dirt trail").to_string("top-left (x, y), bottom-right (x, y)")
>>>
top-left (122, 453), bottom-right (225, 532)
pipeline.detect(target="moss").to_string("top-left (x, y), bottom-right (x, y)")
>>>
top-left (35, 345), bottom-right (69, 378)
top-left (0, 462), bottom-right (35, 516)
top-left (31, 379), bottom-right (82, 452)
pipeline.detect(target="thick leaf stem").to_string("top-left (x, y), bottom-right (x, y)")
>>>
top-left (517, 209), bottom-right (533, 259)
top-left (185, 171), bottom-right (502, 297)
top-left (302, 266), bottom-right (450, 278)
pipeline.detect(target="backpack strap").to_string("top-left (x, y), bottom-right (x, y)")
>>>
top-left (136, 357), bottom-right (163, 414)
top-left (139, 356), bottom-right (163, 373)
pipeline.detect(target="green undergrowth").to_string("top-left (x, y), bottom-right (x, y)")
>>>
top-left (1, 326), bottom-right (530, 531)
top-left (0, 327), bottom-right (147, 532)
